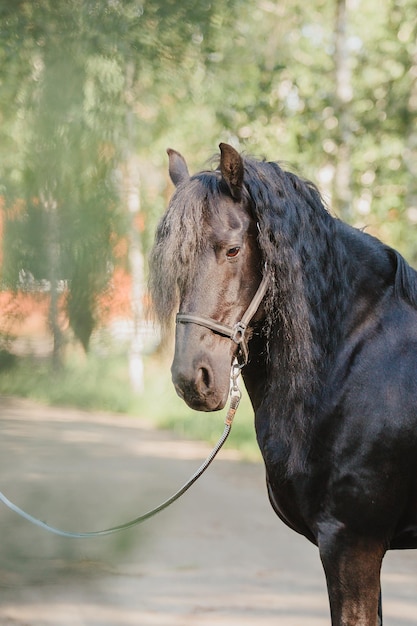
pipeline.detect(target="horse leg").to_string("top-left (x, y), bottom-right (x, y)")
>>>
top-left (318, 528), bottom-right (385, 626)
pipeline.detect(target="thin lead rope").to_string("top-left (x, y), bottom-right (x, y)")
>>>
top-left (0, 364), bottom-right (242, 539)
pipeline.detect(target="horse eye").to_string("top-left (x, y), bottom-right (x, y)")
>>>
top-left (226, 246), bottom-right (241, 258)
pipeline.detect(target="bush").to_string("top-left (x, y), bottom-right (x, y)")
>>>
top-left (0, 349), bottom-right (17, 371)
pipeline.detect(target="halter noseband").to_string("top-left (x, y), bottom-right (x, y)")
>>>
top-left (176, 272), bottom-right (269, 366)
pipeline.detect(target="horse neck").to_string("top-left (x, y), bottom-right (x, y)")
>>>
top-left (335, 222), bottom-right (395, 334)
top-left (244, 220), bottom-right (394, 473)
top-left (295, 220), bottom-right (394, 377)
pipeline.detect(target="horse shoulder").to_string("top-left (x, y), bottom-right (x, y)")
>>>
top-left (344, 296), bottom-right (417, 415)
top-left (311, 295), bottom-right (417, 540)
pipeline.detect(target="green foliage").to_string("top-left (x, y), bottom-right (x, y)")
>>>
top-left (0, 0), bottom-right (244, 354)
top-left (0, 1), bottom-right (129, 352)
top-left (0, 350), bottom-right (260, 459)
top-left (1, 0), bottom-right (416, 374)
top-left (0, 350), bottom-right (132, 412)
top-left (0, 349), bottom-right (16, 371)
top-left (141, 0), bottom-right (417, 263)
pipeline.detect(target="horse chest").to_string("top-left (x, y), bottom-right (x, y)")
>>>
top-left (256, 429), bottom-right (322, 543)
top-left (265, 469), bottom-right (319, 543)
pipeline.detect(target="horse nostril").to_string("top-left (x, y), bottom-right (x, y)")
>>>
top-left (197, 366), bottom-right (212, 392)
top-left (202, 367), bottom-right (211, 389)
top-left (171, 361), bottom-right (216, 407)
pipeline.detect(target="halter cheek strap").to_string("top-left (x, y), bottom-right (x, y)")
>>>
top-left (176, 272), bottom-right (269, 365)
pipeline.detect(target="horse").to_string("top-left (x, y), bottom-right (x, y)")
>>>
top-left (149, 142), bottom-right (417, 625)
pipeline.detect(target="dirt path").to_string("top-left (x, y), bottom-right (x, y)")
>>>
top-left (0, 397), bottom-right (415, 626)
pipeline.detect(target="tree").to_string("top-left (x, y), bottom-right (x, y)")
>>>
top-left (1, 0), bottom-right (416, 371)
top-left (152, 0), bottom-right (416, 263)
top-left (0, 0), bottom-right (241, 366)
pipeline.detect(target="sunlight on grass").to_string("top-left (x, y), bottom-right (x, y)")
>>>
top-left (0, 347), bottom-right (261, 460)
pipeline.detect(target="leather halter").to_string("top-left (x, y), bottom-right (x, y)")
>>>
top-left (176, 271), bottom-right (269, 365)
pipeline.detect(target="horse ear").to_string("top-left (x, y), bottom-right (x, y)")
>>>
top-left (219, 142), bottom-right (244, 201)
top-left (167, 148), bottom-right (190, 186)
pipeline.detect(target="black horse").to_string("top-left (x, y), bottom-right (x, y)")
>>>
top-left (149, 143), bottom-right (417, 625)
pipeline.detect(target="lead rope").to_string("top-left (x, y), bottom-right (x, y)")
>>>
top-left (0, 362), bottom-right (243, 539)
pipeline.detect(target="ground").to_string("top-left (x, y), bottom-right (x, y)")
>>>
top-left (0, 396), bottom-right (416, 626)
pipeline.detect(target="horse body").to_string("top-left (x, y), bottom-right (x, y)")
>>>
top-left (149, 143), bottom-right (417, 625)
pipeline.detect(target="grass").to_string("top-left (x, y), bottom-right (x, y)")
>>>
top-left (0, 346), bottom-right (262, 461)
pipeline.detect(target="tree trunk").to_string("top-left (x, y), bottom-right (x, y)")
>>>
top-left (333, 0), bottom-right (353, 221)
top-left (404, 45), bottom-right (417, 221)
top-left (43, 191), bottom-right (63, 369)
top-left (126, 156), bottom-right (145, 394)
top-left (125, 62), bottom-right (145, 394)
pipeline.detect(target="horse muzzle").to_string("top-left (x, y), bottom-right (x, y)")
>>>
top-left (171, 357), bottom-right (230, 412)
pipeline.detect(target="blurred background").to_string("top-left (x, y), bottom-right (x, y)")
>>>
top-left (0, 0), bottom-right (416, 455)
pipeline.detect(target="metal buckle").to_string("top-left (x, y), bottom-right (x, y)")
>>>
top-left (232, 321), bottom-right (246, 345)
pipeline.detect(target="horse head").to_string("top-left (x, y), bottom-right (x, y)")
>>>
top-left (150, 144), bottom-right (265, 412)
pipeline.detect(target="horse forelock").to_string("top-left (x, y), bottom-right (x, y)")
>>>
top-left (149, 172), bottom-right (224, 329)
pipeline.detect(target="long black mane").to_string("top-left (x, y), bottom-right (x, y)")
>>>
top-left (241, 159), bottom-right (353, 465)
top-left (149, 155), bottom-right (417, 469)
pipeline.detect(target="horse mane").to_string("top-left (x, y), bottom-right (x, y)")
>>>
top-left (240, 158), bottom-right (355, 469)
